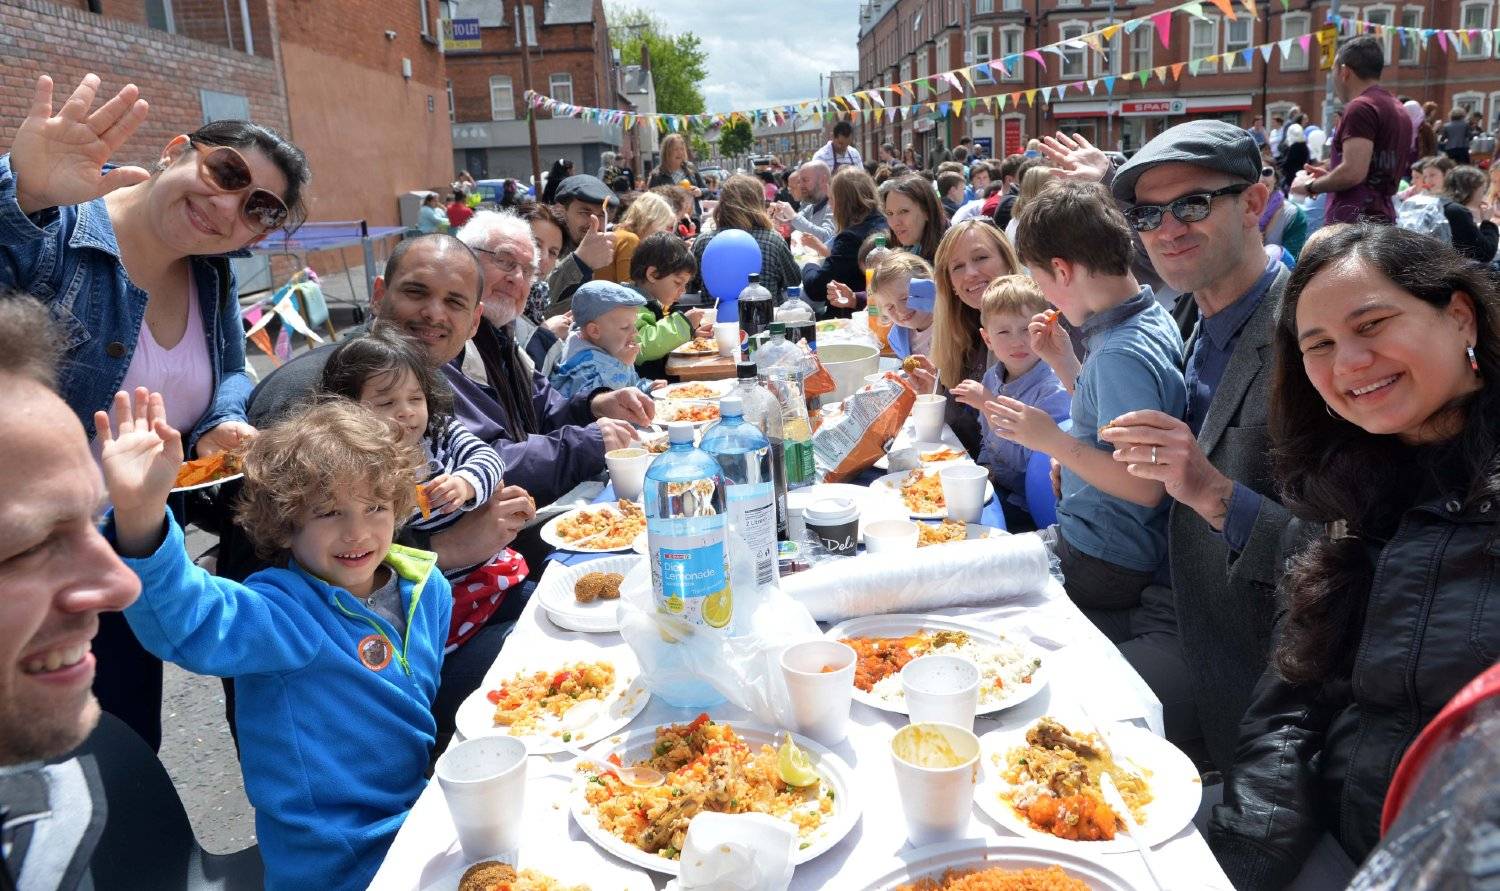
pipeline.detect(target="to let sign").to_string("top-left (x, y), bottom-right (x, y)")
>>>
top-left (1120, 99), bottom-right (1186, 116)
top-left (445, 18), bottom-right (482, 52)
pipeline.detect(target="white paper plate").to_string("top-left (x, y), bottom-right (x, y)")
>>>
top-left (670, 338), bottom-right (721, 357)
top-left (976, 720), bottom-right (1203, 853)
top-left (540, 503), bottom-right (645, 553)
top-left (862, 838), bottom-right (1138, 891)
top-left (655, 399), bottom-right (722, 427)
top-left (536, 554), bottom-right (640, 633)
top-left (416, 841), bottom-right (655, 891)
top-left (570, 722), bottom-right (861, 876)
top-left (823, 613), bottom-right (1048, 716)
top-left (912, 520), bottom-right (1007, 546)
top-left (912, 441), bottom-right (975, 466)
top-left (653, 379), bottom-right (735, 401)
top-left (455, 648), bottom-right (650, 754)
top-left (872, 469), bottom-right (996, 520)
top-left (171, 471), bottom-right (244, 494)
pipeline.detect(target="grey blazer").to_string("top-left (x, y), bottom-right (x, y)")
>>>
top-left (1169, 268), bottom-right (1292, 773)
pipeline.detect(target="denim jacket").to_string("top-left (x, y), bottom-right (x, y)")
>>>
top-left (0, 154), bottom-right (252, 449)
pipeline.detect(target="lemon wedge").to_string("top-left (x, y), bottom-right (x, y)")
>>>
top-left (777, 736), bottom-right (820, 788)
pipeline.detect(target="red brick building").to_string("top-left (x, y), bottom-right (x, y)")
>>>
top-left (857, 0), bottom-right (1500, 161)
top-left (0, 0), bottom-right (452, 237)
top-left (444, 0), bottom-right (626, 184)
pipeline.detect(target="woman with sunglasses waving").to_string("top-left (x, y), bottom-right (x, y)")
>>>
top-left (0, 72), bottom-right (309, 751)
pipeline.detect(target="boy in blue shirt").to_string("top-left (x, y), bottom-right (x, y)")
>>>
top-left (952, 274), bottom-right (1071, 528)
top-left (550, 280), bottom-right (659, 398)
top-left (988, 180), bottom-right (1186, 640)
top-left (97, 389), bottom-right (449, 891)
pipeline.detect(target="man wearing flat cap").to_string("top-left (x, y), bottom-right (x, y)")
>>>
top-left (1072, 119), bottom-right (1293, 776)
top-left (544, 174), bottom-right (617, 312)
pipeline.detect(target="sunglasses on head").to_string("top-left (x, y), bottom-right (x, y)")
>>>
top-left (192, 142), bottom-right (289, 232)
top-left (1124, 183), bottom-right (1250, 233)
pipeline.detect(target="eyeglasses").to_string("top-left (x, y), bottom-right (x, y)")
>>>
top-left (1261, 167), bottom-right (1275, 178)
top-left (472, 246), bottom-right (535, 279)
top-left (1123, 184), bottom-right (1250, 232)
top-left (193, 142), bottom-right (289, 232)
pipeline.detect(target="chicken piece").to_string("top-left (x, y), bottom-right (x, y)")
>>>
top-left (1027, 717), bottom-right (1100, 759)
top-left (640, 792), bottom-right (704, 853)
top-left (574, 571), bottom-right (622, 603)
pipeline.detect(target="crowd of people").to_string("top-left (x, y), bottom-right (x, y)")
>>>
top-left (3, 31), bottom-right (1500, 890)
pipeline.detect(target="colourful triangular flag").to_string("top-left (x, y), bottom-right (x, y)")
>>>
top-left (1206, 0), bottom-right (1236, 20)
top-left (1152, 11), bottom-right (1173, 46)
top-left (1170, 61), bottom-right (1186, 79)
top-left (1024, 49), bottom-right (1047, 69)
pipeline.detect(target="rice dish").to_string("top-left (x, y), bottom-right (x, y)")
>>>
top-left (898, 865), bottom-right (1088, 890)
top-left (486, 661), bottom-right (616, 736)
top-left (997, 717), bottom-right (1153, 842)
top-left (580, 714), bottom-right (833, 860)
top-left (844, 630), bottom-right (1041, 710)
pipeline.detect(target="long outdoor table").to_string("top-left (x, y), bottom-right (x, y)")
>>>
top-left (370, 552), bottom-right (1233, 889)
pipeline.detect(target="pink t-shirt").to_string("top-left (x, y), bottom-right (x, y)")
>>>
top-left (119, 273), bottom-right (214, 438)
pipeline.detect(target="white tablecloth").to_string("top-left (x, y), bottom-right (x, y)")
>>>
top-left (371, 564), bottom-right (1233, 890)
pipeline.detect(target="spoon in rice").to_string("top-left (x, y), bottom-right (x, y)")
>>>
top-left (554, 703), bottom-right (663, 788)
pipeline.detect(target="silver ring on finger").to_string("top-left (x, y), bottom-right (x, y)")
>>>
top-left (1150, 445), bottom-right (1158, 465)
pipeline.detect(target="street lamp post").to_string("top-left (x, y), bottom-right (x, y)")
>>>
top-left (516, 1), bottom-right (541, 193)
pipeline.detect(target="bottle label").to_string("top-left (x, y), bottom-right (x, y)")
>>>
top-left (726, 482), bottom-right (777, 588)
top-left (784, 439), bottom-right (816, 486)
top-left (647, 481), bottom-right (732, 630)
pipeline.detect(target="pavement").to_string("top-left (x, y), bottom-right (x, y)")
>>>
top-left (157, 272), bottom-right (371, 854)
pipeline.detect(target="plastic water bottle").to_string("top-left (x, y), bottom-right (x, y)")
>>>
top-left (766, 369), bottom-right (816, 489)
top-left (731, 361), bottom-right (788, 540)
top-left (753, 322), bottom-right (801, 376)
top-left (738, 274), bottom-right (774, 356)
top-left (775, 285), bottom-right (816, 324)
top-left (644, 422), bottom-right (731, 707)
top-left (700, 396), bottom-right (778, 591)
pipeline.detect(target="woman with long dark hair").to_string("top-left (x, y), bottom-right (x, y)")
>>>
top-left (689, 174), bottom-right (800, 296)
top-left (0, 73), bottom-right (310, 752)
top-left (1209, 223), bottom-right (1500, 888)
top-left (879, 173), bottom-right (948, 262)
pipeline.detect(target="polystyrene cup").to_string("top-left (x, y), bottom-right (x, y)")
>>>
top-left (864, 519), bottom-right (920, 553)
top-left (901, 654), bottom-right (980, 732)
top-left (606, 447), bottom-right (654, 501)
top-left (714, 322), bottom-right (740, 358)
top-left (940, 464), bottom-right (988, 524)
top-left (912, 394), bottom-right (946, 441)
top-left (779, 640), bottom-right (857, 746)
top-left (890, 722), bottom-right (982, 846)
top-left (435, 735), bottom-right (528, 862)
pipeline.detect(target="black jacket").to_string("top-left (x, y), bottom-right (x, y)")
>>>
top-left (800, 212), bottom-right (887, 314)
top-left (1209, 477), bottom-right (1500, 888)
top-left (1441, 198), bottom-right (1499, 264)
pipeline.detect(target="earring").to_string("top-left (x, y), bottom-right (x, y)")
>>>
top-left (1326, 403), bottom-right (1340, 420)
top-left (1468, 344), bottom-right (1480, 374)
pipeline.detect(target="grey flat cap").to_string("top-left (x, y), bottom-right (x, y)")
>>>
top-left (1111, 120), bottom-right (1262, 204)
top-left (555, 174), bottom-right (612, 205)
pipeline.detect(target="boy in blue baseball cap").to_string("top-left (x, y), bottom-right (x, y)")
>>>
top-left (549, 280), bottom-right (659, 398)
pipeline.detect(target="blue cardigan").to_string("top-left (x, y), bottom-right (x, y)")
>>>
top-left (118, 512), bottom-right (451, 891)
top-left (800, 212), bottom-right (888, 308)
top-left (0, 154), bottom-right (253, 451)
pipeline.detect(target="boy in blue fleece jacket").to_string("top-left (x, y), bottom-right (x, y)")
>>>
top-left (550, 279), bottom-right (660, 398)
top-left (96, 388), bottom-right (450, 891)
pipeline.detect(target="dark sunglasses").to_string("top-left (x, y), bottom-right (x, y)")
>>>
top-left (193, 142), bottom-right (289, 232)
top-left (1261, 167), bottom-right (1275, 178)
top-left (1124, 183), bottom-right (1250, 232)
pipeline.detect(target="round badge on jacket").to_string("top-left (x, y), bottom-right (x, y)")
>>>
top-left (357, 634), bottom-right (393, 671)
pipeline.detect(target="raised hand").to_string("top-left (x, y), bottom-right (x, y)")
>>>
top-left (1037, 132), bottom-right (1110, 183)
top-left (95, 387), bottom-right (183, 555)
top-left (11, 74), bottom-right (152, 215)
top-left (575, 216), bottom-right (616, 270)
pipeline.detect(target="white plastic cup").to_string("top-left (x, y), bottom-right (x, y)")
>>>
top-left (912, 393), bottom-right (946, 441)
top-left (714, 321), bottom-right (740, 358)
top-left (901, 654), bottom-right (980, 732)
top-left (940, 464), bottom-right (989, 524)
top-left (864, 519), bottom-right (920, 553)
top-left (779, 640), bottom-right (857, 746)
top-left (606, 447), bottom-right (654, 501)
top-left (435, 735), bottom-right (528, 862)
top-left (890, 722), bottom-right (982, 846)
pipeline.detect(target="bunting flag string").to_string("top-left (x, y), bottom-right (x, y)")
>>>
top-left (524, 8), bottom-right (1490, 134)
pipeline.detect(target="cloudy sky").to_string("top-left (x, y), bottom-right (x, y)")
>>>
top-left (629, 0), bottom-right (865, 113)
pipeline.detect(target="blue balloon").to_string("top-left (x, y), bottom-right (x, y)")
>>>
top-left (700, 230), bottom-right (763, 318)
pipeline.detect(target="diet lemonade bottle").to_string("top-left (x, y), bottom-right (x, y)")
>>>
top-left (644, 423), bottom-right (733, 631)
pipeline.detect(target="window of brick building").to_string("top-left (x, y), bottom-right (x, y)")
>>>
top-left (999, 26), bottom-right (1024, 81)
top-left (146, 0), bottom-right (175, 33)
top-left (1224, 17), bottom-right (1252, 71)
top-left (1361, 5), bottom-right (1395, 65)
top-left (1095, 23), bottom-right (1122, 78)
top-left (1130, 24), bottom-right (1154, 74)
top-left (971, 28), bottom-right (994, 83)
top-left (446, 80), bottom-right (455, 123)
top-left (419, 0), bottom-right (431, 39)
top-left (1398, 7), bottom-right (1422, 65)
top-left (550, 73), bottom-right (573, 105)
top-left (490, 75), bottom-right (515, 121)
top-left (937, 37), bottom-right (950, 91)
top-left (200, 90), bottom-right (249, 123)
top-left (1059, 21), bottom-right (1087, 80)
top-left (1281, 12), bottom-right (1310, 70)
top-left (1459, 2), bottom-right (1492, 60)
top-left (976, 0), bottom-right (994, 13)
top-left (1190, 16), bottom-right (1219, 73)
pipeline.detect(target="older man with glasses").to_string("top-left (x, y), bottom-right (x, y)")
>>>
top-left (1043, 120), bottom-right (1295, 778)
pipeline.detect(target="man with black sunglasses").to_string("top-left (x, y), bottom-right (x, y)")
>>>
top-left (1084, 120), bottom-right (1294, 777)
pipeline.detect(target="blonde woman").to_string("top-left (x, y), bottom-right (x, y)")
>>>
top-left (647, 133), bottom-right (703, 217)
top-left (689, 174), bottom-right (801, 296)
top-left (603, 190), bottom-right (675, 283)
top-left (1004, 165), bottom-right (1057, 245)
top-left (906, 219), bottom-right (1022, 455)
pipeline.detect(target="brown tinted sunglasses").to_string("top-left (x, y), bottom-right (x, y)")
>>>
top-left (192, 142), bottom-right (289, 232)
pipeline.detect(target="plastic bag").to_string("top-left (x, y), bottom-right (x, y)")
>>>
top-left (617, 525), bottom-right (822, 726)
top-left (811, 373), bottom-right (916, 483)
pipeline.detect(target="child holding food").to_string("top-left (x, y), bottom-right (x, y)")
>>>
top-left (628, 232), bottom-right (713, 379)
top-left (1000, 180), bottom-right (1186, 639)
top-left (550, 280), bottom-right (661, 398)
top-left (951, 275), bottom-right (1070, 528)
top-left (867, 251), bottom-right (936, 358)
top-left (97, 389), bottom-right (449, 891)
top-left (318, 324), bottom-right (505, 581)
